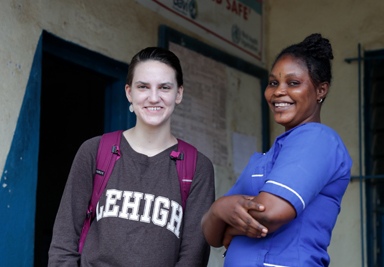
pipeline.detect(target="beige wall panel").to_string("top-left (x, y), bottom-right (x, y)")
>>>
top-left (266, 0), bottom-right (384, 265)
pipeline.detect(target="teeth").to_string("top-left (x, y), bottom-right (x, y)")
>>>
top-left (147, 107), bottom-right (161, 111)
top-left (275, 103), bottom-right (292, 107)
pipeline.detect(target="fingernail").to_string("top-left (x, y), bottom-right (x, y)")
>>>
top-left (262, 229), bottom-right (268, 233)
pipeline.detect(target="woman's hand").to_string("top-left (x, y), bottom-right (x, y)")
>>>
top-left (217, 195), bottom-right (268, 238)
top-left (248, 192), bottom-right (297, 233)
top-left (223, 225), bottom-right (235, 249)
top-left (201, 195), bottom-right (267, 247)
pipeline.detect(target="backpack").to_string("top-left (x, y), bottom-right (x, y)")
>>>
top-left (78, 130), bottom-right (197, 253)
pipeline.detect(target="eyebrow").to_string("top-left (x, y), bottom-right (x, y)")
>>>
top-left (134, 81), bottom-right (174, 86)
top-left (159, 82), bottom-right (174, 87)
top-left (269, 73), bottom-right (300, 78)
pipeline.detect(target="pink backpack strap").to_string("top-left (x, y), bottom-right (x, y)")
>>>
top-left (78, 130), bottom-right (123, 253)
top-left (170, 139), bottom-right (198, 210)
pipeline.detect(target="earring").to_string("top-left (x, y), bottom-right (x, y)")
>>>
top-left (129, 103), bottom-right (134, 113)
top-left (318, 98), bottom-right (323, 104)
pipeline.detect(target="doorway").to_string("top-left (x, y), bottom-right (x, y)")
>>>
top-left (364, 49), bottom-right (384, 267)
top-left (33, 31), bottom-right (131, 266)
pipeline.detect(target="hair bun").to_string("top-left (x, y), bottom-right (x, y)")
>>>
top-left (300, 33), bottom-right (334, 60)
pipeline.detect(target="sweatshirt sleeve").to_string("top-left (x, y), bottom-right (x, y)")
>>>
top-left (48, 136), bottom-right (100, 267)
top-left (175, 152), bottom-right (215, 267)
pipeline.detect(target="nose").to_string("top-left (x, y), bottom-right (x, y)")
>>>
top-left (273, 84), bottom-right (287, 97)
top-left (148, 88), bottom-right (160, 103)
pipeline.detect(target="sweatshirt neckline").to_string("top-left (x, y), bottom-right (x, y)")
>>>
top-left (121, 135), bottom-right (178, 162)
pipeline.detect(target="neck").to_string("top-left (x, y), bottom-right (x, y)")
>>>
top-left (123, 120), bottom-right (177, 157)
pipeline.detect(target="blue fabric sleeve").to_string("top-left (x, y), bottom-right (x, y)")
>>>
top-left (260, 124), bottom-right (351, 216)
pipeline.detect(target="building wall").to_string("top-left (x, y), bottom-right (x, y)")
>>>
top-left (265, 0), bottom-right (384, 266)
top-left (0, 0), bottom-right (263, 265)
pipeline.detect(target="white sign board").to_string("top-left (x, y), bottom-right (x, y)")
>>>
top-left (135, 0), bottom-right (264, 65)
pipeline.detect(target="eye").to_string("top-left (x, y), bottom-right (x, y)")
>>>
top-left (159, 85), bottom-right (172, 90)
top-left (268, 80), bottom-right (278, 86)
top-left (288, 81), bottom-right (300, 86)
top-left (138, 85), bottom-right (148, 89)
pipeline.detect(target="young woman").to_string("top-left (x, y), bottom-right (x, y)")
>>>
top-left (49, 47), bottom-right (215, 266)
top-left (201, 34), bottom-right (352, 267)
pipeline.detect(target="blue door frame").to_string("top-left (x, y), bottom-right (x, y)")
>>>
top-left (0, 30), bottom-right (132, 266)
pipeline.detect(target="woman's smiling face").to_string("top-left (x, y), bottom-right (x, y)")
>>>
top-left (125, 60), bottom-right (183, 129)
top-left (264, 54), bottom-right (328, 131)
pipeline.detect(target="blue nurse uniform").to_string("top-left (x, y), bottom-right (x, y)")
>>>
top-left (224, 123), bottom-right (352, 267)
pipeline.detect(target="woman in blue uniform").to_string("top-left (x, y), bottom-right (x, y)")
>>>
top-left (201, 34), bottom-right (352, 267)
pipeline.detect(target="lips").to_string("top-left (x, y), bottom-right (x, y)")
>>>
top-left (146, 107), bottom-right (162, 111)
top-left (273, 102), bottom-right (293, 108)
top-left (274, 102), bottom-right (293, 107)
top-left (271, 100), bottom-right (294, 108)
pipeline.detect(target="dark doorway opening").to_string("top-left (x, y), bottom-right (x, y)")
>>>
top-left (33, 52), bottom-right (110, 266)
top-left (364, 49), bottom-right (384, 267)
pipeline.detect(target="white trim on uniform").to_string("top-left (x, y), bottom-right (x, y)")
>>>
top-left (252, 174), bottom-right (264, 177)
top-left (264, 263), bottom-right (290, 267)
top-left (266, 180), bottom-right (306, 210)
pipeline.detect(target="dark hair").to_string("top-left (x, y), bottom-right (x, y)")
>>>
top-left (126, 47), bottom-right (183, 87)
top-left (272, 33), bottom-right (334, 88)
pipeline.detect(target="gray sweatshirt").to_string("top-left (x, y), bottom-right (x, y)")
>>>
top-left (48, 135), bottom-right (215, 267)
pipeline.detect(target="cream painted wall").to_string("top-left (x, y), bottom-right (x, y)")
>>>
top-left (265, 0), bottom-right (384, 266)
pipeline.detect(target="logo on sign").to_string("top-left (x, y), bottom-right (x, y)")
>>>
top-left (173, 0), bottom-right (198, 19)
top-left (231, 24), bottom-right (259, 53)
top-left (232, 24), bottom-right (241, 44)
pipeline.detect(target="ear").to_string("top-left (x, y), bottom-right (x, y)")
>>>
top-left (125, 84), bottom-right (132, 103)
top-left (316, 82), bottom-right (329, 101)
top-left (175, 86), bottom-right (184, 105)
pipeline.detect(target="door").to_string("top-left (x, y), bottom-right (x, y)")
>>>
top-left (33, 31), bottom-right (133, 266)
